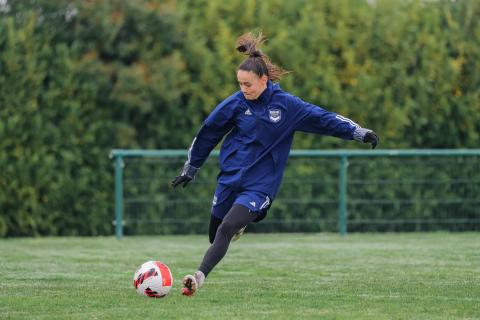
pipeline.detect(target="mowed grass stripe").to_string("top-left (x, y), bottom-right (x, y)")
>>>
top-left (0, 233), bottom-right (479, 319)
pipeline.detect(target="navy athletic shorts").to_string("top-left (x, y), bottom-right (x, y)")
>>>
top-left (211, 184), bottom-right (271, 220)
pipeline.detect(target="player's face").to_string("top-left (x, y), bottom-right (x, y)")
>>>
top-left (237, 70), bottom-right (268, 100)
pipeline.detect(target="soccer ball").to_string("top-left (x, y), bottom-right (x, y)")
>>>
top-left (133, 261), bottom-right (173, 298)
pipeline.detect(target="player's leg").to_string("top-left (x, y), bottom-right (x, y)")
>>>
top-left (208, 184), bottom-right (235, 244)
top-left (182, 204), bottom-right (256, 296)
top-left (253, 208), bottom-right (268, 222)
top-left (232, 206), bottom-right (268, 241)
top-left (182, 216), bottom-right (222, 296)
top-left (231, 225), bottom-right (246, 241)
top-left (200, 204), bottom-right (255, 275)
top-left (209, 215), bottom-right (222, 244)
top-left (232, 193), bottom-right (271, 240)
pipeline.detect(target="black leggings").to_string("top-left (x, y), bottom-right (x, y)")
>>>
top-left (199, 205), bottom-right (261, 277)
top-left (208, 207), bottom-right (268, 243)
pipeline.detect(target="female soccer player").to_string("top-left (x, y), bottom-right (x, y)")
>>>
top-left (171, 32), bottom-right (379, 296)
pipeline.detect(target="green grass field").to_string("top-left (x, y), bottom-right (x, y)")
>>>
top-left (1, 233), bottom-right (479, 319)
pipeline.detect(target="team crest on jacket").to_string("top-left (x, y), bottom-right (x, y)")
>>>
top-left (269, 109), bottom-right (281, 123)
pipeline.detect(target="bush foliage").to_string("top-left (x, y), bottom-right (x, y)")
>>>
top-left (1, 0), bottom-right (479, 236)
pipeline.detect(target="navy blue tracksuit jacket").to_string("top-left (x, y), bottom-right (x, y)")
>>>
top-left (187, 81), bottom-right (360, 200)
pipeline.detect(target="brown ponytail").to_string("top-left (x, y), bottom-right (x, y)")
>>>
top-left (236, 32), bottom-right (289, 82)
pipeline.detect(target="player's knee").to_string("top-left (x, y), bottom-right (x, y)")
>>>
top-left (253, 209), bottom-right (268, 223)
top-left (217, 220), bottom-right (237, 239)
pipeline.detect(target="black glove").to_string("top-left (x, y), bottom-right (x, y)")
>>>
top-left (171, 162), bottom-right (199, 188)
top-left (363, 131), bottom-right (379, 149)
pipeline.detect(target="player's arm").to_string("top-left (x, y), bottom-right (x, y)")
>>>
top-left (171, 98), bottom-right (237, 188)
top-left (292, 96), bottom-right (379, 148)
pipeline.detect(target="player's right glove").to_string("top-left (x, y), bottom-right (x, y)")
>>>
top-left (171, 162), bottom-right (199, 188)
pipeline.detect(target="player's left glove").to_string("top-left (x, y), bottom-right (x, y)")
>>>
top-left (354, 128), bottom-right (379, 149)
top-left (363, 131), bottom-right (379, 149)
top-left (171, 162), bottom-right (199, 188)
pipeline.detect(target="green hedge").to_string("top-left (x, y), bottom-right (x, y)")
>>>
top-left (1, 0), bottom-right (479, 236)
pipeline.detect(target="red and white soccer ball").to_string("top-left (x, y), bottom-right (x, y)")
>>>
top-left (133, 261), bottom-right (173, 298)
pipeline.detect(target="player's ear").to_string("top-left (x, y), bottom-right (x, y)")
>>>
top-left (260, 74), bottom-right (268, 85)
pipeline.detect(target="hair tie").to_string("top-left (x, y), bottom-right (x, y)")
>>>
top-left (250, 50), bottom-right (262, 58)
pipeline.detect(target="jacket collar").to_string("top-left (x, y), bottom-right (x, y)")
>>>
top-left (244, 80), bottom-right (277, 106)
top-left (257, 80), bottom-right (273, 104)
